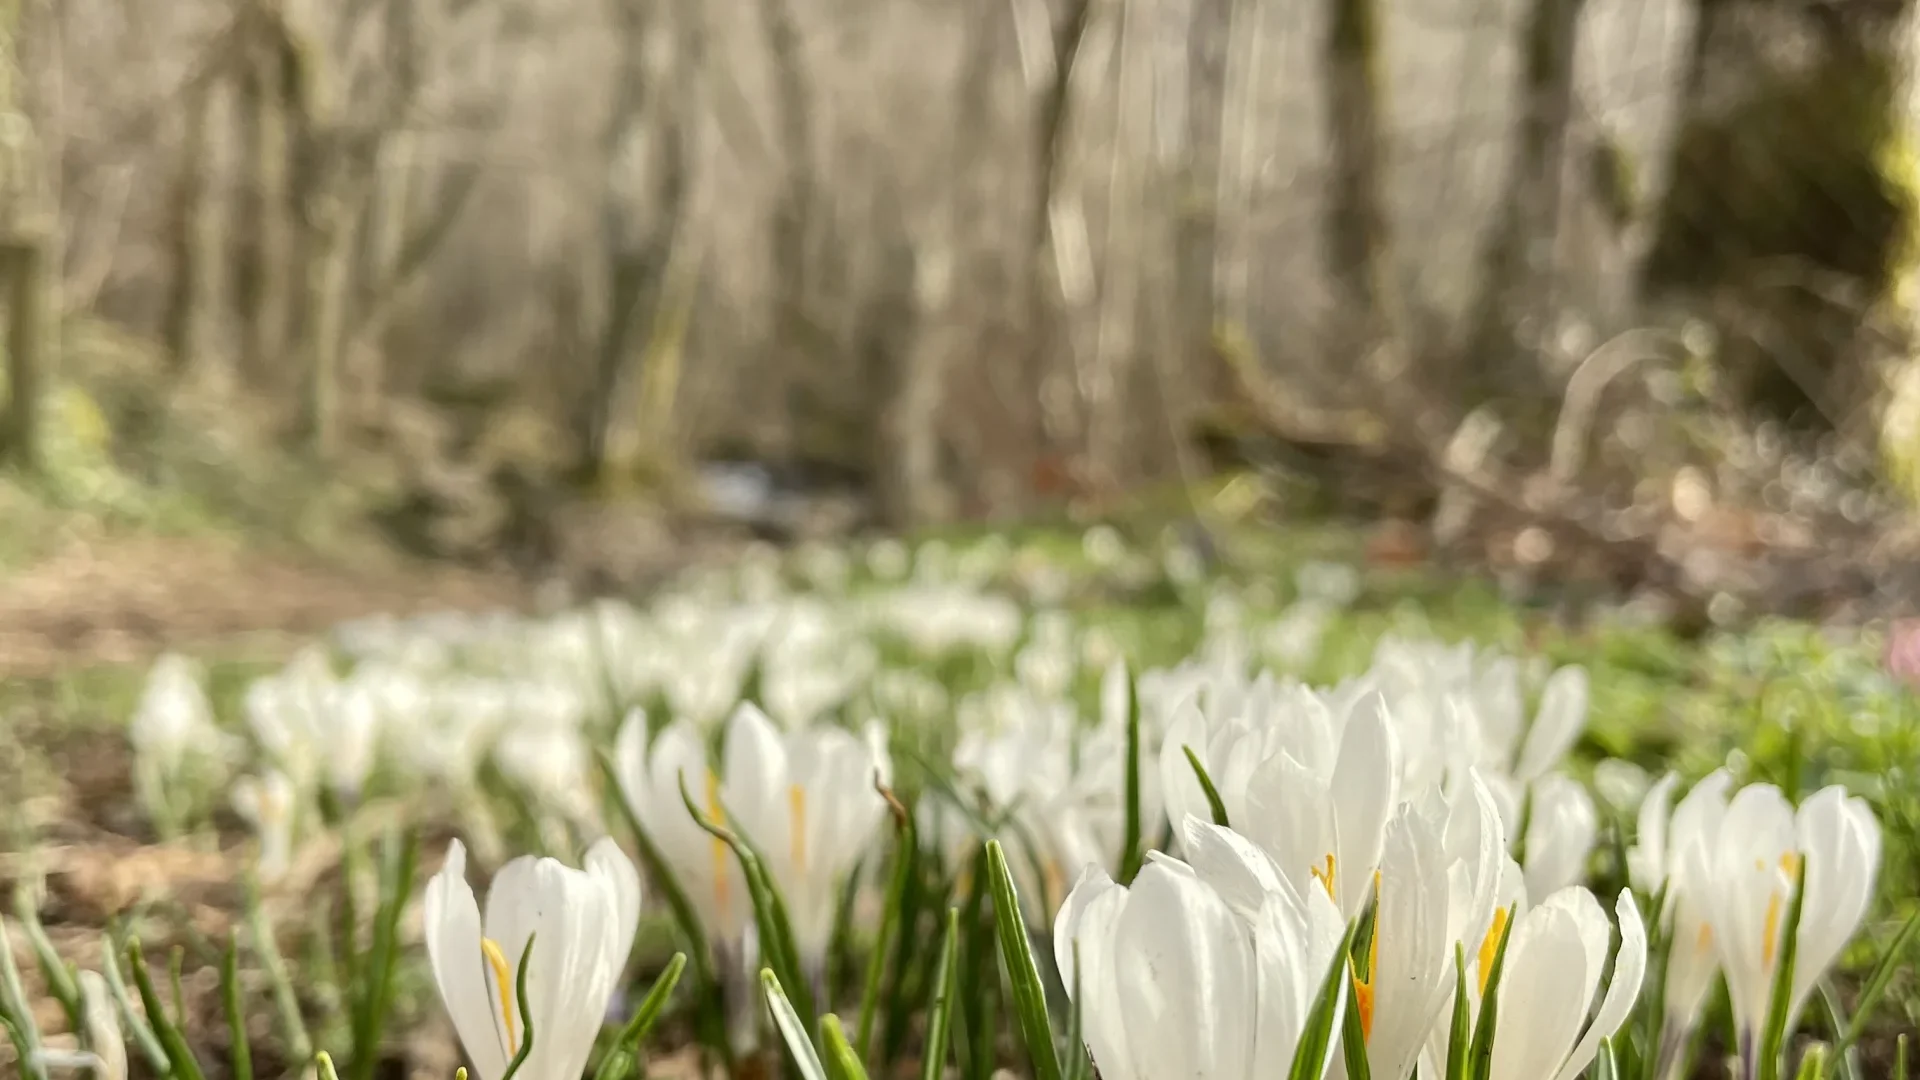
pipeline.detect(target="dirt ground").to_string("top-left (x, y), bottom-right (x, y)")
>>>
top-left (0, 533), bottom-right (527, 677)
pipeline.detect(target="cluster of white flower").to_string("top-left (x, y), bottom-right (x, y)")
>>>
top-left (107, 529), bottom-right (1888, 1080)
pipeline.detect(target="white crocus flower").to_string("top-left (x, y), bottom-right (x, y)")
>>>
top-left (1520, 774), bottom-right (1598, 901)
top-left (423, 838), bottom-right (641, 1080)
top-left (1356, 784), bottom-right (1505, 1080)
top-left (1628, 769), bottom-right (1733, 1074)
top-left (721, 704), bottom-right (891, 973)
top-left (1053, 818), bottom-right (1349, 1080)
top-left (1237, 694), bottom-right (1401, 920)
top-left (1697, 783), bottom-right (1879, 1070)
top-left (232, 771), bottom-right (298, 884)
top-left (612, 711), bottom-right (752, 952)
top-left (128, 654), bottom-right (235, 826)
top-left (1481, 887), bottom-right (1647, 1080)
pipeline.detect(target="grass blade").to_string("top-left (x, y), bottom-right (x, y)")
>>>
top-left (1062, 938), bottom-right (1089, 1080)
top-left (1446, 943), bottom-right (1472, 1080)
top-left (596, 748), bottom-right (733, 1072)
top-left (99, 926), bottom-right (168, 1074)
top-left (764, 969), bottom-right (831, 1080)
top-left (498, 933), bottom-right (538, 1080)
top-left (1288, 917), bottom-right (1361, 1080)
top-left (13, 890), bottom-right (82, 1037)
top-left (593, 952), bottom-right (689, 1080)
top-left (1840, 906), bottom-right (1920, 1051)
top-left (923, 908), bottom-right (963, 1080)
top-left (127, 938), bottom-right (209, 1080)
top-left (0, 917), bottom-right (47, 1080)
top-left (1758, 859), bottom-right (1810, 1080)
top-left (1182, 746), bottom-right (1229, 827)
top-left (858, 781), bottom-right (915, 1065)
top-left (821, 1014), bottom-right (870, 1080)
top-left (1467, 905), bottom-right (1517, 1080)
top-left (679, 772), bottom-right (817, 1033)
top-left (222, 931), bottom-right (253, 1080)
top-left (350, 829), bottom-right (418, 1080)
top-left (985, 840), bottom-right (1062, 1080)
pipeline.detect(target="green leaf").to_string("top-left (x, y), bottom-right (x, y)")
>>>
top-left (99, 926), bottom-right (169, 1074)
top-left (1793, 1044), bottom-right (1828, 1080)
top-left (127, 938), bottom-right (209, 1080)
top-left (1288, 916), bottom-right (1363, 1080)
top-left (14, 890), bottom-right (82, 1037)
top-left (1840, 906), bottom-right (1920, 1051)
top-left (350, 829), bottom-right (419, 1080)
top-left (821, 1014), bottom-right (871, 1080)
top-left (764, 969), bottom-right (832, 1080)
top-left (1445, 943), bottom-right (1472, 1080)
top-left (1117, 663), bottom-right (1145, 883)
top-left (1467, 906), bottom-right (1517, 1080)
top-left (315, 1051), bottom-right (342, 1080)
top-left (1340, 972), bottom-right (1374, 1080)
top-left (1814, 980), bottom-right (1861, 1080)
top-left (596, 749), bottom-right (733, 1072)
top-left (1895, 1034), bottom-right (1908, 1080)
top-left (222, 931), bottom-right (253, 1080)
top-left (1594, 1037), bottom-right (1618, 1080)
top-left (678, 772), bottom-right (817, 1033)
top-left (985, 840), bottom-right (1063, 1080)
top-left (0, 916), bottom-right (47, 1080)
top-left (498, 933), bottom-right (539, 1080)
top-left (593, 952), bottom-right (689, 1080)
top-left (858, 781), bottom-right (915, 1066)
top-left (1183, 745), bottom-right (1230, 827)
top-left (1758, 859), bottom-right (1810, 1080)
top-left (241, 871), bottom-right (313, 1064)
top-left (923, 908), bottom-right (963, 1080)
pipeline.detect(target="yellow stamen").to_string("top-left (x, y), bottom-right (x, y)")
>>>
top-left (480, 937), bottom-right (518, 1055)
top-left (1044, 859), bottom-right (1065, 911)
top-left (1696, 922), bottom-right (1713, 954)
top-left (789, 784), bottom-right (809, 875)
top-left (1763, 889), bottom-right (1785, 967)
top-left (1477, 906), bottom-right (1512, 998)
top-left (707, 770), bottom-right (731, 920)
top-left (1309, 854), bottom-right (1337, 900)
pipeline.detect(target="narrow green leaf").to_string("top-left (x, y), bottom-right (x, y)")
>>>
top-left (596, 749), bottom-right (733, 1073)
top-left (679, 772), bottom-right (817, 1032)
top-left (593, 953), bottom-right (689, 1080)
top-left (99, 927), bottom-right (168, 1074)
top-left (1595, 1036), bottom-right (1618, 1080)
top-left (1895, 1034), bottom-right (1908, 1080)
top-left (1340, 972), bottom-right (1374, 1080)
top-left (351, 829), bottom-right (419, 1080)
top-left (127, 938), bottom-right (209, 1080)
top-left (14, 890), bottom-right (82, 1037)
top-left (1288, 917), bottom-right (1363, 1080)
top-left (923, 908), bottom-right (963, 1080)
top-left (1182, 745), bottom-right (1230, 827)
top-left (859, 781), bottom-right (915, 1066)
top-left (1467, 906), bottom-right (1518, 1080)
top-left (0, 916), bottom-right (48, 1080)
top-left (222, 932), bottom-right (253, 1080)
top-left (764, 969), bottom-right (832, 1080)
top-left (1815, 980), bottom-right (1861, 1080)
top-left (1446, 943), bottom-right (1472, 1080)
top-left (1841, 906), bottom-right (1920, 1050)
top-left (1758, 859), bottom-right (1810, 1080)
top-left (1116, 663), bottom-right (1145, 883)
top-left (821, 1014), bottom-right (870, 1080)
top-left (498, 933), bottom-right (539, 1080)
top-left (1793, 1044), bottom-right (1828, 1080)
top-left (315, 1051), bottom-right (343, 1080)
top-left (242, 871), bottom-right (313, 1063)
top-left (985, 840), bottom-right (1063, 1080)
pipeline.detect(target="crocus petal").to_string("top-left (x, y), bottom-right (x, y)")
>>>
top-left (423, 841), bottom-right (512, 1080)
top-left (1548, 889), bottom-right (1648, 1080)
top-left (1513, 666), bottom-right (1587, 782)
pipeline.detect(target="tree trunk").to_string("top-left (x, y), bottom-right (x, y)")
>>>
top-left (1320, 0), bottom-right (1393, 342)
top-left (165, 84), bottom-right (221, 374)
top-left (1462, 0), bottom-right (1585, 414)
top-left (1179, 0), bottom-right (1231, 392)
top-left (2, 235), bottom-right (45, 470)
top-left (237, 36), bottom-right (292, 383)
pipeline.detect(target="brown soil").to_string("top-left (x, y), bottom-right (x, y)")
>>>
top-left (0, 533), bottom-right (527, 677)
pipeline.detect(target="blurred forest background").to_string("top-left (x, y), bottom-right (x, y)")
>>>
top-left (5, 0), bottom-right (1920, 657)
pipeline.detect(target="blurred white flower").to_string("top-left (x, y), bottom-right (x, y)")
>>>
top-left (128, 653), bottom-right (235, 825)
top-left (1520, 774), bottom-right (1598, 902)
top-left (1628, 769), bottom-right (1733, 1072)
top-left (232, 771), bottom-right (298, 884)
top-left (28, 969), bottom-right (126, 1080)
top-left (1293, 561), bottom-right (1361, 608)
top-left (423, 838), bottom-right (641, 1080)
top-left (1082, 524), bottom-right (1127, 569)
